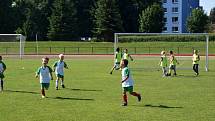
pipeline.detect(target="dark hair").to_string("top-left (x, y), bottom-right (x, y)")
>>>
top-left (170, 50), bottom-right (173, 54)
top-left (116, 47), bottom-right (120, 52)
top-left (122, 59), bottom-right (128, 66)
top-left (0, 56), bottom-right (2, 60)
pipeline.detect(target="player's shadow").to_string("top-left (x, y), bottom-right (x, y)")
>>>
top-left (5, 89), bottom-right (39, 94)
top-left (48, 96), bottom-right (94, 101)
top-left (66, 88), bottom-right (103, 92)
top-left (132, 104), bottom-right (183, 109)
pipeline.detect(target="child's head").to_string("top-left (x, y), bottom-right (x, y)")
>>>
top-left (0, 56), bottom-right (2, 60)
top-left (116, 47), bottom-right (120, 52)
top-left (194, 50), bottom-right (198, 54)
top-left (124, 49), bottom-right (128, 53)
top-left (59, 54), bottom-right (64, 60)
top-left (170, 50), bottom-right (174, 55)
top-left (161, 51), bottom-right (166, 55)
top-left (120, 59), bottom-right (128, 68)
top-left (42, 57), bottom-right (49, 65)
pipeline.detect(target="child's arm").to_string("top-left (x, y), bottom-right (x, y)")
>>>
top-left (47, 66), bottom-right (53, 80)
top-left (129, 54), bottom-right (134, 61)
top-left (35, 68), bottom-right (40, 78)
top-left (121, 75), bottom-right (129, 83)
top-left (64, 62), bottom-right (69, 69)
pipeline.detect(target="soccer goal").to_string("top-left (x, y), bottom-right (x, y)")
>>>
top-left (0, 34), bottom-right (26, 59)
top-left (114, 33), bottom-right (209, 72)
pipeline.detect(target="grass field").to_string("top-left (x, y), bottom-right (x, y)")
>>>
top-left (0, 55), bottom-right (215, 121)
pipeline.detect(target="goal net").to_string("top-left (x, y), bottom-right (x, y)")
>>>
top-left (0, 34), bottom-right (26, 59)
top-left (114, 33), bottom-right (209, 72)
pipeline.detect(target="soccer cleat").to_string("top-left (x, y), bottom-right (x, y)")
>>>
top-left (62, 85), bottom-right (65, 88)
top-left (42, 95), bottom-right (46, 98)
top-left (122, 103), bottom-right (127, 106)
top-left (56, 87), bottom-right (58, 90)
top-left (138, 95), bottom-right (141, 102)
top-left (110, 71), bottom-right (112, 75)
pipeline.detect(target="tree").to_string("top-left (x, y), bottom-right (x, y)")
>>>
top-left (93, 0), bottom-right (124, 41)
top-left (0, 0), bottom-right (16, 33)
top-left (210, 7), bottom-right (215, 24)
top-left (117, 0), bottom-right (161, 32)
top-left (139, 3), bottom-right (164, 33)
top-left (48, 0), bottom-right (77, 41)
top-left (76, 0), bottom-right (96, 38)
top-left (187, 9), bottom-right (209, 33)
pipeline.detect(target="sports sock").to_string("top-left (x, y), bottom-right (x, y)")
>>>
top-left (55, 80), bottom-right (58, 87)
top-left (41, 89), bottom-right (45, 96)
top-left (123, 94), bottom-right (128, 104)
top-left (0, 79), bottom-right (3, 91)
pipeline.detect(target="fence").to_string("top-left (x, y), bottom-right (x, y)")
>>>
top-left (0, 46), bottom-right (209, 55)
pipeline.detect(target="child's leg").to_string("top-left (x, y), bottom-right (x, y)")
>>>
top-left (0, 78), bottom-right (3, 91)
top-left (173, 66), bottom-right (177, 75)
top-left (61, 77), bottom-right (65, 88)
top-left (130, 92), bottom-right (141, 102)
top-left (41, 88), bottom-right (45, 97)
top-left (55, 77), bottom-right (59, 89)
top-left (162, 67), bottom-right (167, 76)
top-left (123, 92), bottom-right (128, 105)
top-left (193, 64), bottom-right (196, 73)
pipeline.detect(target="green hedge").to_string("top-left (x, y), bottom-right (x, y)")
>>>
top-left (118, 34), bottom-right (215, 42)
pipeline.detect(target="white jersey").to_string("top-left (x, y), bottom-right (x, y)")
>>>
top-left (36, 66), bottom-right (52, 83)
top-left (53, 60), bottom-right (67, 75)
top-left (121, 67), bottom-right (134, 87)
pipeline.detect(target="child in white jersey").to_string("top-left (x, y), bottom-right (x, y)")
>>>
top-left (120, 59), bottom-right (141, 106)
top-left (192, 50), bottom-right (200, 76)
top-left (0, 56), bottom-right (6, 92)
top-left (123, 49), bottom-right (133, 61)
top-left (53, 54), bottom-right (68, 90)
top-left (35, 57), bottom-right (53, 98)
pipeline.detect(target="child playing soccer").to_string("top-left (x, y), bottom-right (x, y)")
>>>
top-left (167, 50), bottom-right (179, 76)
top-left (0, 56), bottom-right (6, 92)
top-left (192, 50), bottom-right (200, 76)
top-left (110, 47), bottom-right (122, 74)
top-left (35, 57), bottom-right (53, 98)
top-left (159, 51), bottom-right (168, 77)
top-left (120, 59), bottom-right (141, 106)
top-left (122, 49), bottom-right (134, 61)
top-left (53, 54), bottom-right (68, 90)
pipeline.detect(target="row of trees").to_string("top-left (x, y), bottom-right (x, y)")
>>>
top-left (0, 0), bottom-right (215, 41)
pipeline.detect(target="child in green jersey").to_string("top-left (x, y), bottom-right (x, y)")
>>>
top-left (120, 59), bottom-right (141, 106)
top-left (35, 57), bottom-right (53, 98)
top-left (110, 47), bottom-right (122, 74)
top-left (0, 56), bottom-right (6, 92)
top-left (167, 50), bottom-right (179, 76)
top-left (122, 49), bottom-right (134, 61)
top-left (159, 51), bottom-right (168, 77)
top-left (192, 50), bottom-right (200, 76)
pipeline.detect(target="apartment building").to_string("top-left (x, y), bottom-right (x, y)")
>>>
top-left (162, 0), bottom-right (199, 33)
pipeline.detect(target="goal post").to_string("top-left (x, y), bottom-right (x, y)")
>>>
top-left (114, 33), bottom-right (209, 72)
top-left (0, 34), bottom-right (26, 59)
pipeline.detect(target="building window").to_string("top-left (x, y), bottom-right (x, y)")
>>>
top-left (163, 27), bottom-right (167, 32)
top-left (172, 17), bottom-right (178, 23)
top-left (172, 27), bottom-right (179, 32)
top-left (172, 7), bottom-right (178, 13)
top-left (164, 18), bottom-right (167, 23)
top-left (172, 0), bottom-right (178, 3)
top-left (163, 0), bottom-right (167, 3)
top-left (164, 8), bottom-right (167, 12)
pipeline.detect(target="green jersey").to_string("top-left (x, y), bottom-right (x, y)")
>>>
top-left (115, 52), bottom-right (122, 63)
top-left (160, 56), bottom-right (167, 67)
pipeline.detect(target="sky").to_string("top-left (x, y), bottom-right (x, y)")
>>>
top-left (200, 0), bottom-right (215, 15)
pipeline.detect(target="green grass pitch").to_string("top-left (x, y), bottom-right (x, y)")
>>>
top-left (0, 56), bottom-right (215, 121)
